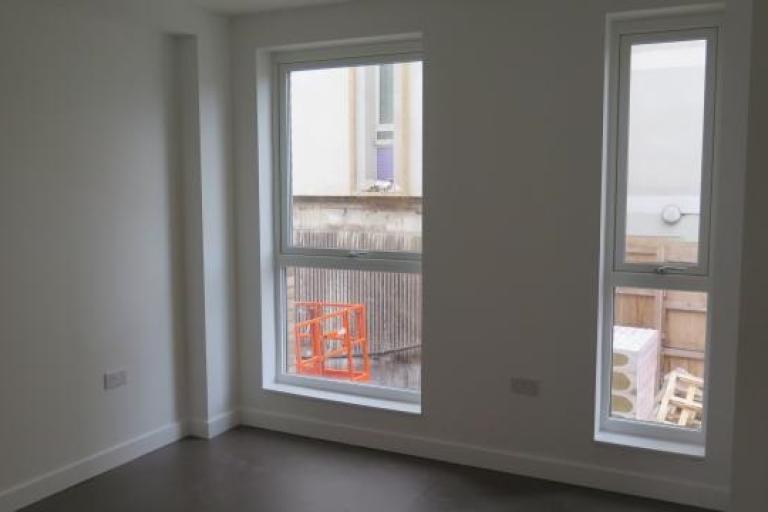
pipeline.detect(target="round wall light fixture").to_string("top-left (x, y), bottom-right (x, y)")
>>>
top-left (661, 204), bottom-right (683, 225)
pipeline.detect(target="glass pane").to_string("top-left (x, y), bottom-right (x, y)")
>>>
top-left (623, 40), bottom-right (708, 265)
top-left (378, 64), bottom-right (395, 124)
top-left (285, 267), bottom-right (421, 392)
top-left (288, 61), bottom-right (423, 252)
top-left (376, 146), bottom-right (394, 181)
top-left (611, 287), bottom-right (707, 429)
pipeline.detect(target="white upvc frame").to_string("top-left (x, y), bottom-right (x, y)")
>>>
top-left (596, 10), bottom-right (722, 454)
top-left (613, 28), bottom-right (718, 276)
top-left (270, 39), bottom-right (423, 407)
top-left (275, 42), bottom-right (423, 262)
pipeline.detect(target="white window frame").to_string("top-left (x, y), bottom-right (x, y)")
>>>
top-left (596, 11), bottom-right (721, 455)
top-left (268, 39), bottom-right (423, 409)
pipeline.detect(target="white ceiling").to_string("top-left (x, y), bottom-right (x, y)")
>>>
top-left (191, 0), bottom-right (353, 14)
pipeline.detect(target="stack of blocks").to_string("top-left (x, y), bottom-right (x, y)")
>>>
top-left (611, 325), bottom-right (660, 421)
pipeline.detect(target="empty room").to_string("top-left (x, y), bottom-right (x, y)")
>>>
top-left (1, 0), bottom-right (766, 510)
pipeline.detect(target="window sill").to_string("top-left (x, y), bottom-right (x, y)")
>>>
top-left (595, 430), bottom-right (705, 458)
top-left (263, 381), bottom-right (422, 415)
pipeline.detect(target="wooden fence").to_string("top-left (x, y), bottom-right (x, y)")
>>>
top-left (616, 237), bottom-right (707, 379)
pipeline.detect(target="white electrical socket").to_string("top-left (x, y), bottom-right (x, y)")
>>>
top-left (104, 370), bottom-right (127, 390)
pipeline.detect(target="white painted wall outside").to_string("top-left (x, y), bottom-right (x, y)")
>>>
top-left (408, 62), bottom-right (423, 196)
top-left (626, 41), bottom-right (707, 242)
top-left (291, 63), bottom-right (423, 196)
top-left (291, 68), bottom-right (353, 196)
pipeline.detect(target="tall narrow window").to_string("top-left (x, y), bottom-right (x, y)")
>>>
top-left (598, 16), bottom-right (718, 452)
top-left (272, 42), bottom-right (423, 408)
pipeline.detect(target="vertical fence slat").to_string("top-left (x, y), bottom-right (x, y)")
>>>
top-left (290, 229), bottom-right (422, 355)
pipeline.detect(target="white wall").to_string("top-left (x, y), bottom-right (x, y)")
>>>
top-left (730, 0), bottom-right (768, 509)
top-left (0, 0), bottom-right (755, 509)
top-left (0, 0), bottom-right (234, 508)
top-left (231, 0), bottom-right (750, 509)
top-left (196, 21), bottom-right (238, 433)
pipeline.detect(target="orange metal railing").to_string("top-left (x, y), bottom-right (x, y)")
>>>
top-left (294, 302), bottom-right (370, 382)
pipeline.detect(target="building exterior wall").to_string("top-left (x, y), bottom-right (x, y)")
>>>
top-left (291, 62), bottom-right (423, 197)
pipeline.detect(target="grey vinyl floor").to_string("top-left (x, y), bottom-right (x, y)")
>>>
top-left (22, 427), bottom-right (712, 512)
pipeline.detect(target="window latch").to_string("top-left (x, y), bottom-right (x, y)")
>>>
top-left (654, 265), bottom-right (688, 275)
top-left (348, 250), bottom-right (369, 258)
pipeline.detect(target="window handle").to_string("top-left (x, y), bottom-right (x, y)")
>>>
top-left (654, 265), bottom-right (689, 275)
top-left (348, 250), bottom-right (369, 258)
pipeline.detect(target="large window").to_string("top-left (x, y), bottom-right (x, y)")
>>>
top-left (271, 42), bottom-right (422, 408)
top-left (598, 15), bottom-right (718, 452)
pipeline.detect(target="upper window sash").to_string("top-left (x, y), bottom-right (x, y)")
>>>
top-left (274, 43), bottom-right (423, 262)
top-left (608, 27), bottom-right (718, 277)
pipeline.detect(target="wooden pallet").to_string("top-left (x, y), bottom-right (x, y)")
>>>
top-left (655, 368), bottom-right (704, 428)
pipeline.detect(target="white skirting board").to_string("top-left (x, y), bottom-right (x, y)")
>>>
top-left (0, 410), bottom-right (240, 512)
top-left (187, 410), bottom-right (241, 439)
top-left (239, 407), bottom-right (729, 511)
top-left (0, 423), bottom-right (185, 512)
top-left (0, 409), bottom-right (728, 511)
